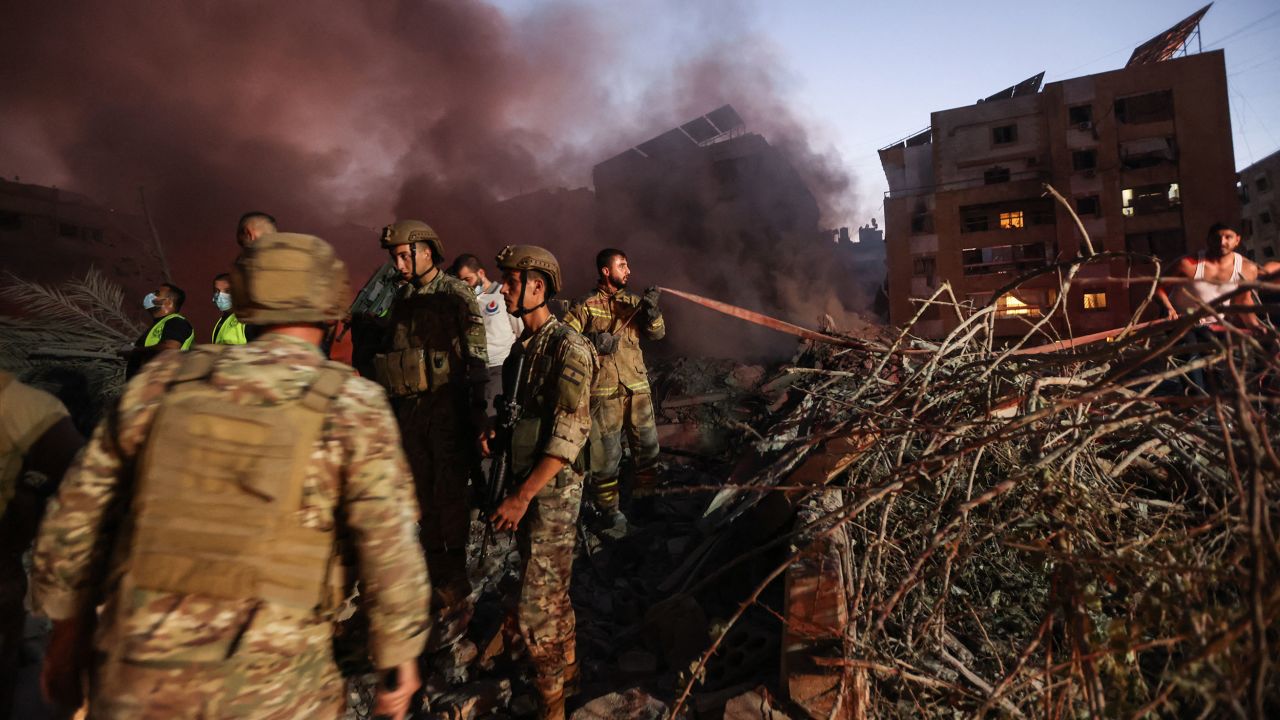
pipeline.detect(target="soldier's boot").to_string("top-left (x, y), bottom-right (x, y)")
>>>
top-left (534, 676), bottom-right (567, 720)
top-left (627, 463), bottom-right (662, 519)
top-left (563, 646), bottom-right (580, 699)
top-left (585, 477), bottom-right (628, 540)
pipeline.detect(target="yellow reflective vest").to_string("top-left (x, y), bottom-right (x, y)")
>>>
top-left (212, 313), bottom-right (247, 345)
top-left (144, 313), bottom-right (194, 350)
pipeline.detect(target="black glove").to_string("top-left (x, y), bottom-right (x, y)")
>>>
top-left (592, 331), bottom-right (619, 356)
top-left (641, 286), bottom-right (662, 311)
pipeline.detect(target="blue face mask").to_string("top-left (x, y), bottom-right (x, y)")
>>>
top-left (143, 292), bottom-right (159, 310)
top-left (213, 291), bottom-right (232, 312)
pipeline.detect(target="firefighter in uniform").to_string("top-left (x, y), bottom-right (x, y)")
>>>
top-left (33, 233), bottom-right (429, 720)
top-left (484, 245), bottom-right (594, 720)
top-left (372, 220), bottom-right (488, 676)
top-left (563, 248), bottom-right (663, 536)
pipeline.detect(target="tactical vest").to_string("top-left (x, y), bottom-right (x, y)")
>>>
top-left (506, 322), bottom-right (589, 478)
top-left (212, 313), bottom-right (248, 345)
top-left (374, 276), bottom-right (470, 397)
top-left (127, 348), bottom-right (349, 612)
top-left (145, 313), bottom-right (195, 350)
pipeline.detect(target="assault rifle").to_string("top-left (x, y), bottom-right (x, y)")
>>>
top-left (336, 261), bottom-right (400, 341)
top-left (483, 349), bottom-right (525, 519)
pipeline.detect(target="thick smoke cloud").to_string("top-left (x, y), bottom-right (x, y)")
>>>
top-left (0, 0), bottom-right (862, 354)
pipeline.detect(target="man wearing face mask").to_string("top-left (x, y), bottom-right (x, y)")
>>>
top-left (123, 283), bottom-right (194, 379)
top-left (211, 273), bottom-right (247, 345)
top-left (373, 220), bottom-right (488, 692)
top-left (449, 253), bottom-right (522, 416)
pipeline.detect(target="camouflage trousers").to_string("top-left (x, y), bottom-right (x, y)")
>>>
top-left (586, 390), bottom-right (659, 507)
top-left (514, 468), bottom-right (583, 698)
top-left (88, 642), bottom-right (344, 719)
top-left (396, 389), bottom-right (478, 650)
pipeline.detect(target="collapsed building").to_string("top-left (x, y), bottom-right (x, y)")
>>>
top-left (879, 5), bottom-right (1240, 339)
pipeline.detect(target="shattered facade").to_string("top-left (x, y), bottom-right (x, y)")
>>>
top-left (880, 50), bottom-right (1239, 338)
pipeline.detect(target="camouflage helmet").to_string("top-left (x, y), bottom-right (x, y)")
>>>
top-left (380, 219), bottom-right (444, 259)
top-left (231, 232), bottom-right (350, 324)
top-left (496, 244), bottom-right (561, 295)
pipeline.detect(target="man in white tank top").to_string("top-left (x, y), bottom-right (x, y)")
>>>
top-left (1158, 223), bottom-right (1261, 329)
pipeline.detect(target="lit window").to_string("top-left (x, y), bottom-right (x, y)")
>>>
top-left (995, 292), bottom-right (1044, 318)
top-left (999, 211), bottom-right (1025, 229)
top-left (1083, 292), bottom-right (1107, 310)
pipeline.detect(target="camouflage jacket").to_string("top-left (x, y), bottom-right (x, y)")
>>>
top-left (563, 287), bottom-right (664, 397)
top-left (504, 317), bottom-right (595, 474)
top-left (32, 334), bottom-right (430, 670)
top-left (382, 269), bottom-right (488, 396)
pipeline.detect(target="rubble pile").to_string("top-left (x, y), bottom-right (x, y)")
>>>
top-left (368, 284), bottom-right (1280, 719)
top-left (652, 287), bottom-right (1280, 718)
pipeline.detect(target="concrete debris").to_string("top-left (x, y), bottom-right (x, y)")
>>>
top-left (571, 688), bottom-right (668, 720)
top-left (722, 687), bottom-right (790, 720)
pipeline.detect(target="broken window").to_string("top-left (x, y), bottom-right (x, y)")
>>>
top-left (999, 211), bottom-right (1025, 229)
top-left (912, 256), bottom-right (936, 277)
top-left (961, 242), bottom-right (1046, 276)
top-left (1068, 104), bottom-right (1093, 126)
top-left (1125, 229), bottom-right (1184, 260)
top-left (1115, 90), bottom-right (1174, 124)
top-left (1263, 211), bottom-right (1274, 225)
top-left (961, 207), bottom-right (989, 233)
top-left (1076, 195), bottom-right (1100, 216)
top-left (59, 223), bottom-right (78, 238)
top-left (1072, 150), bottom-right (1097, 172)
top-left (1120, 137), bottom-right (1177, 170)
top-left (910, 212), bottom-right (934, 234)
top-left (992, 124), bottom-right (1018, 145)
top-left (1258, 175), bottom-right (1271, 193)
top-left (1121, 182), bottom-right (1180, 216)
top-left (1264, 246), bottom-right (1276, 259)
top-left (984, 166), bottom-right (1011, 185)
top-left (1239, 181), bottom-right (1250, 205)
top-left (1083, 292), bottom-right (1108, 310)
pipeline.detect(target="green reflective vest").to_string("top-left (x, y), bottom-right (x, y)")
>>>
top-left (212, 313), bottom-right (247, 345)
top-left (145, 313), bottom-right (194, 350)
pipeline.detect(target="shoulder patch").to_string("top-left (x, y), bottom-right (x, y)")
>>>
top-left (483, 298), bottom-right (504, 316)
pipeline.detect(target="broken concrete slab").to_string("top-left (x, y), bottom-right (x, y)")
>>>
top-left (723, 687), bottom-right (790, 720)
top-left (571, 688), bottom-right (668, 720)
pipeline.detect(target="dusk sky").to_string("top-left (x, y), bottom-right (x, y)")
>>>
top-left (498, 0), bottom-right (1280, 225)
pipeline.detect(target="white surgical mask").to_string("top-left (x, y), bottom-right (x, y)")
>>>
top-left (143, 292), bottom-right (159, 310)
top-left (213, 291), bottom-right (232, 312)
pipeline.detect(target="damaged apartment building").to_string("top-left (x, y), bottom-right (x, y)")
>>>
top-left (879, 5), bottom-right (1240, 339)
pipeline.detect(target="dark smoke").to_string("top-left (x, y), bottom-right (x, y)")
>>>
top-left (0, 0), bottom-right (862, 355)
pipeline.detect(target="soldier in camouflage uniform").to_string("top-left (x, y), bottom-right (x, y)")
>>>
top-left (563, 248), bottom-right (664, 536)
top-left (33, 233), bottom-right (430, 720)
top-left (372, 220), bottom-right (488, 670)
top-left (484, 245), bottom-right (594, 720)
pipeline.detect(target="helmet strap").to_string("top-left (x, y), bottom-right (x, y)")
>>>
top-left (510, 270), bottom-right (546, 318)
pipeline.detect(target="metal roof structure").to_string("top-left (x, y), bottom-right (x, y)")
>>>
top-left (1127, 4), bottom-right (1211, 67)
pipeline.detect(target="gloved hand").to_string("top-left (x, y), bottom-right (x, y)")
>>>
top-left (592, 331), bottom-right (619, 356)
top-left (641, 286), bottom-right (661, 310)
